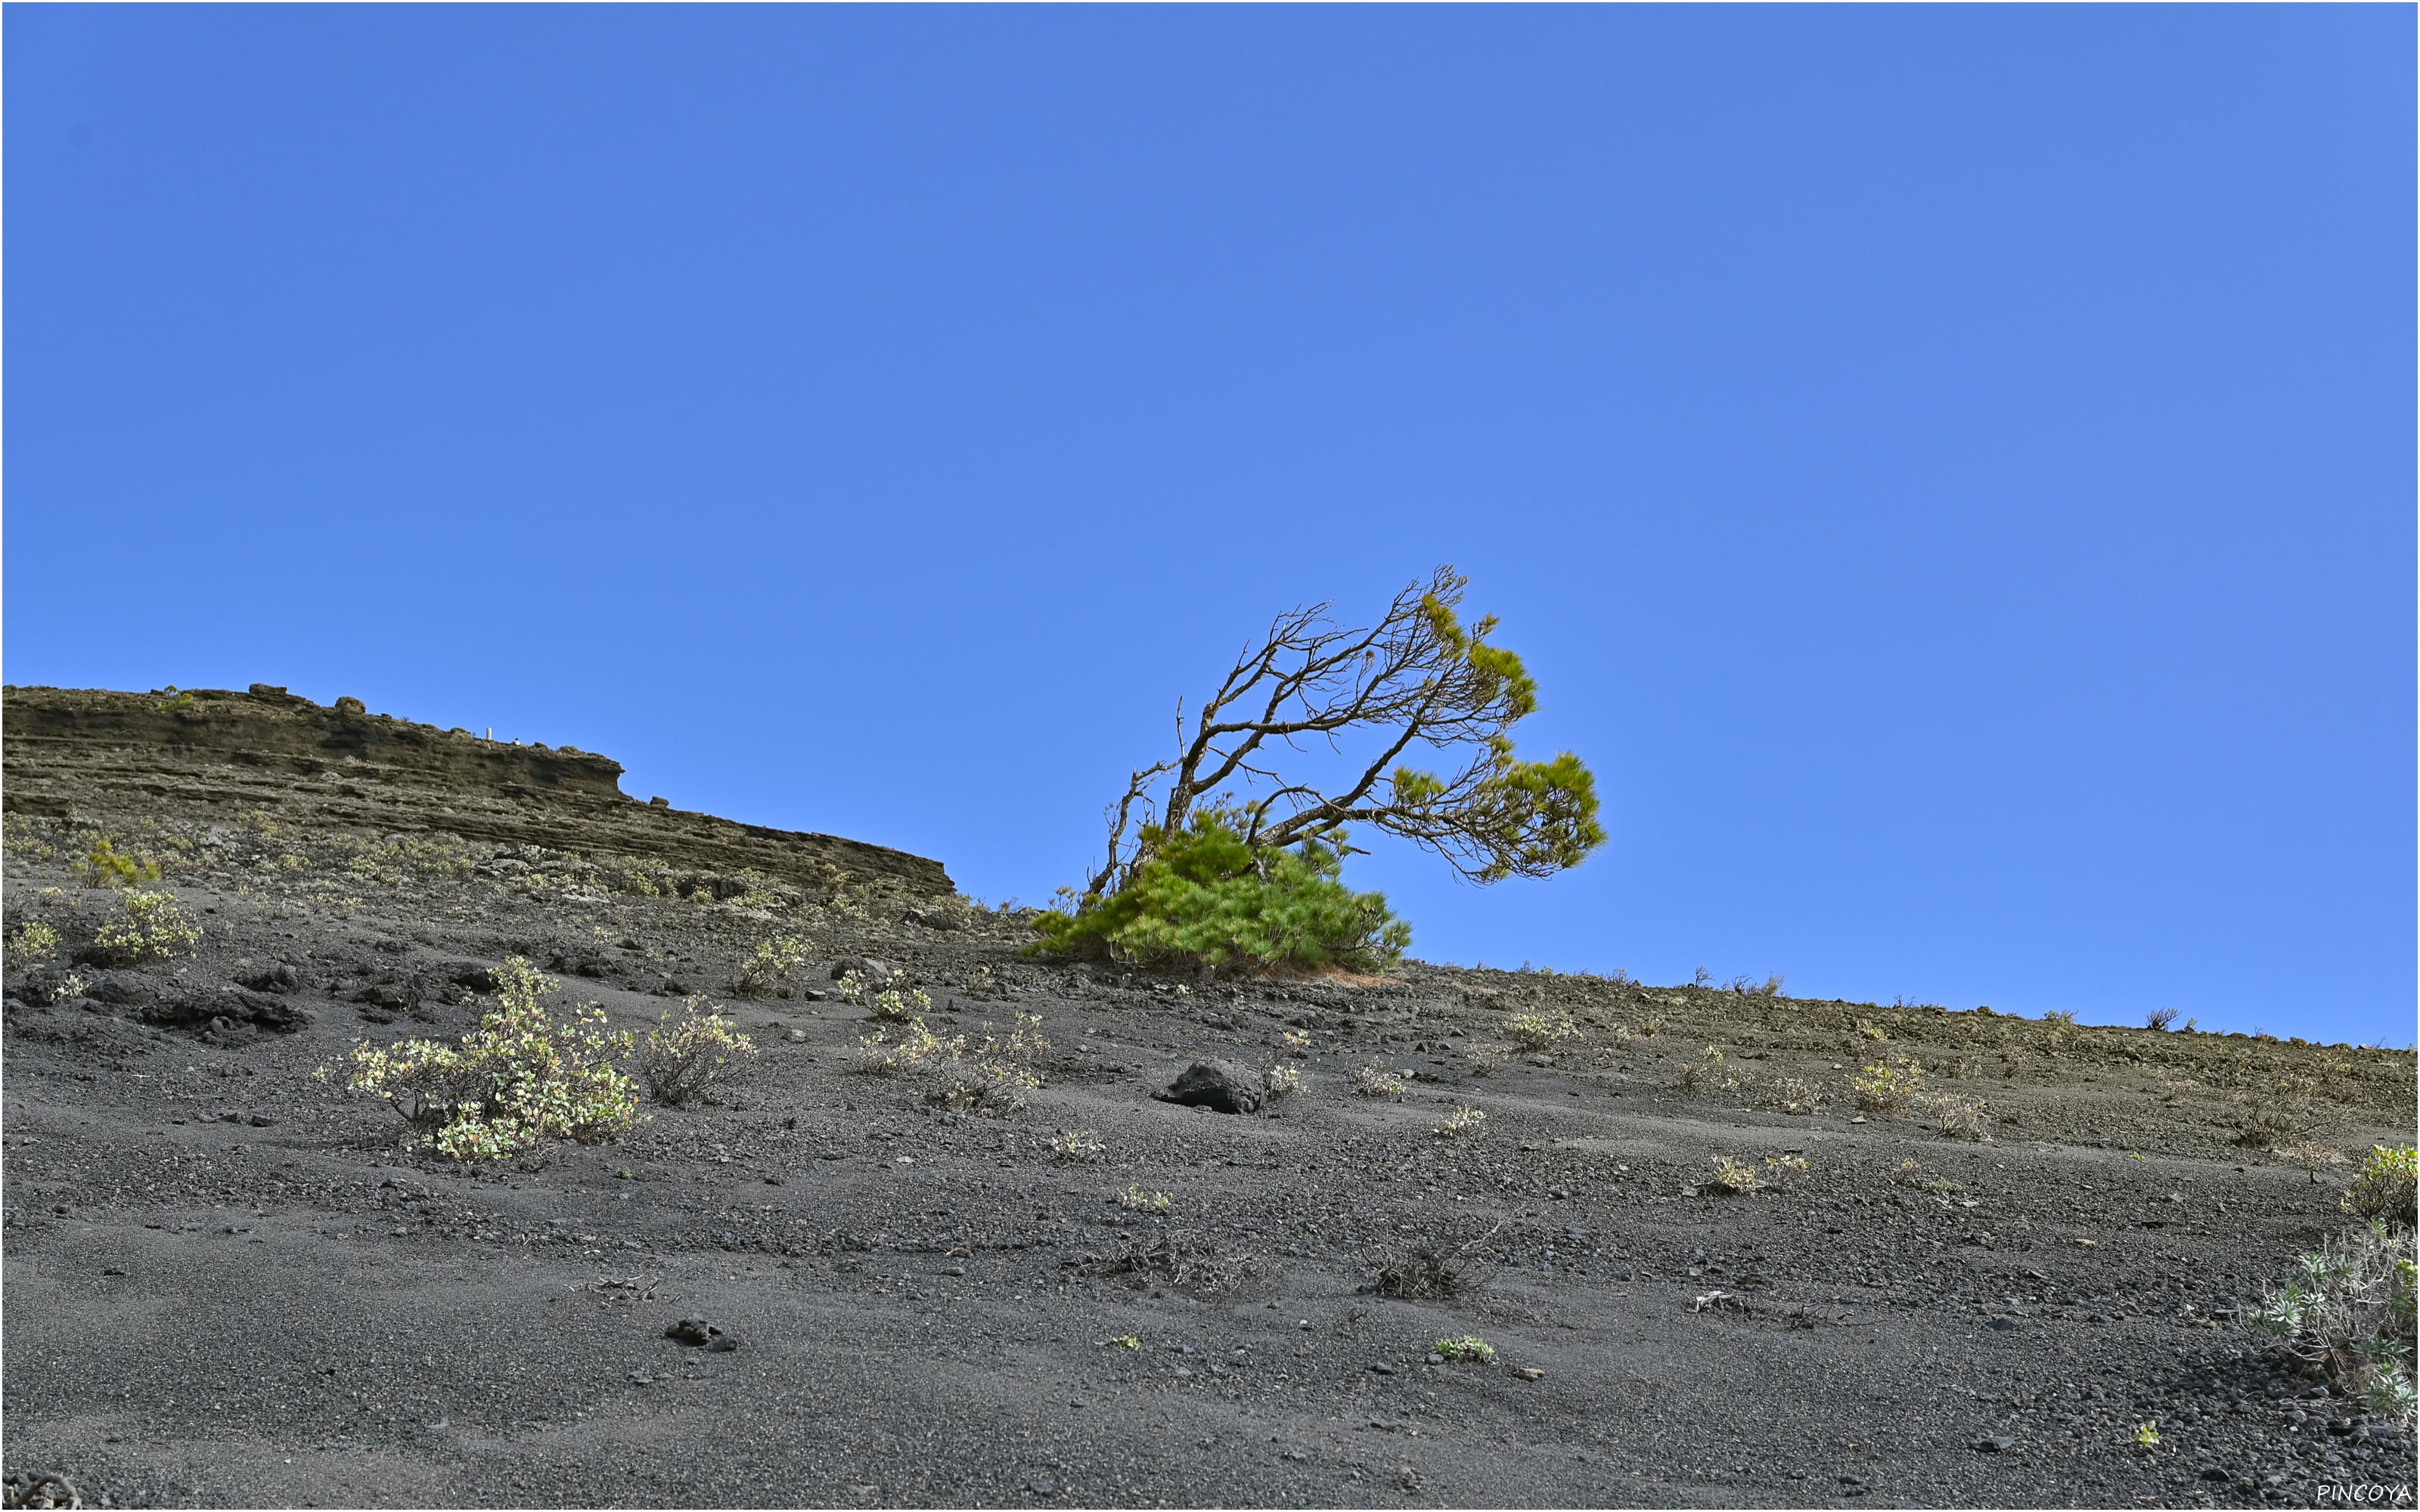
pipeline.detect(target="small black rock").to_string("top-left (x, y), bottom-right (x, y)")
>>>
top-left (1154, 1060), bottom-right (1261, 1115)
top-left (665, 1318), bottom-right (721, 1346)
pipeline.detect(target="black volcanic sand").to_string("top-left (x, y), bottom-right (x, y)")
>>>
top-left (3, 809), bottom-right (2413, 1509)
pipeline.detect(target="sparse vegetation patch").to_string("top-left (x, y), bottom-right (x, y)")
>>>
top-left (641, 999), bottom-right (758, 1107)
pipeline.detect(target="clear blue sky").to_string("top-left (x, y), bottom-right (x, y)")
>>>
top-left (8, 6), bottom-right (2411, 1046)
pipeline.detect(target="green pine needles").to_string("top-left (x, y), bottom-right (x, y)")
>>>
top-left (1033, 809), bottom-right (1410, 974)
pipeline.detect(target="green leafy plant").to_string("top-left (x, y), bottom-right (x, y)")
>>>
top-left (2132, 1421), bottom-right (2160, 1448)
top-left (322, 956), bottom-right (642, 1160)
top-left (1032, 809), bottom-right (1410, 974)
top-left (640, 998), bottom-right (759, 1107)
top-left (1433, 1336), bottom-right (1495, 1363)
top-left (1262, 1061), bottom-right (1302, 1099)
top-left (1118, 1184), bottom-right (1172, 1213)
top-left (2344, 1145), bottom-right (2419, 1228)
top-left (92, 889), bottom-right (203, 963)
top-left (72, 837), bottom-right (162, 889)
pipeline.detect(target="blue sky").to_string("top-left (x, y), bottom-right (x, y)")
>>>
top-left (7, 6), bottom-right (2411, 1046)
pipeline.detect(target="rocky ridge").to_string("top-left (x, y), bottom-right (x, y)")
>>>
top-left (0, 683), bottom-right (950, 900)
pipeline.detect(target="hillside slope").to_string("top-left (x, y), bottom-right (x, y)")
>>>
top-left (2, 694), bottom-right (2411, 1509)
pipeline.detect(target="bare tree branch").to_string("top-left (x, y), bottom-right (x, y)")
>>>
top-left (1080, 565), bottom-right (1604, 900)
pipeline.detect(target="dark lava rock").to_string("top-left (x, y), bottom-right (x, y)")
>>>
top-left (706, 1335), bottom-right (741, 1353)
top-left (234, 962), bottom-right (301, 993)
top-left (82, 974), bottom-right (148, 1008)
top-left (547, 948), bottom-right (613, 980)
top-left (145, 986), bottom-right (311, 1037)
top-left (1154, 1060), bottom-right (1261, 1115)
top-left (665, 1318), bottom-right (723, 1346)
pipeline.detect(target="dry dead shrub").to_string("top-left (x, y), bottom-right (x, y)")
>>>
top-left (1373, 1248), bottom-right (1469, 1300)
top-left (1093, 1228), bottom-right (1265, 1295)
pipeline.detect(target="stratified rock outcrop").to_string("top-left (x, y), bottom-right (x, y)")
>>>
top-left (1, 684), bottom-right (951, 897)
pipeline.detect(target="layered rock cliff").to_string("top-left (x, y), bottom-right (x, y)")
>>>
top-left (0, 683), bottom-right (951, 897)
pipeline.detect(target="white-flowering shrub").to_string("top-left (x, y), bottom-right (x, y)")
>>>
top-left (733, 935), bottom-right (811, 996)
top-left (855, 1011), bottom-right (1049, 1118)
top-left (92, 890), bottom-right (203, 963)
top-left (324, 956), bottom-right (641, 1160)
top-left (1505, 1009), bottom-right (1581, 1052)
top-left (870, 985), bottom-right (933, 1023)
top-left (641, 998), bottom-right (759, 1107)
top-left (6, 920), bottom-right (60, 967)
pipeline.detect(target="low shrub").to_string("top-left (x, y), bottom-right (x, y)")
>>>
top-left (2252, 1219), bottom-right (2417, 1420)
top-left (1433, 1336), bottom-right (1495, 1362)
top-left (870, 985), bottom-right (932, 1023)
top-left (641, 999), bottom-right (758, 1106)
top-left (92, 889), bottom-right (203, 964)
top-left (1505, 1010), bottom-right (1581, 1053)
top-left (1852, 1054), bottom-right (1927, 1114)
top-left (1763, 1076), bottom-right (1829, 1116)
top-left (1927, 1093), bottom-right (1991, 1141)
top-left (1029, 811), bottom-right (1410, 974)
top-left (932, 1013), bottom-right (1050, 1116)
top-left (1435, 1105), bottom-right (1487, 1139)
top-left (1709, 1155), bottom-right (1761, 1194)
top-left (2344, 1145), bottom-right (2418, 1228)
top-left (733, 935), bottom-right (813, 997)
top-left (855, 1012), bottom-right (1050, 1117)
top-left (1051, 1129), bottom-right (1106, 1163)
top-left (324, 956), bottom-right (642, 1160)
top-left (1375, 1249), bottom-right (1469, 1300)
top-left (1118, 1183), bottom-right (1171, 1213)
top-left (2145, 1007), bottom-right (2180, 1032)
top-left (6, 920), bottom-right (60, 967)
top-left (1675, 1046), bottom-right (1738, 1095)
top-left (1352, 1062), bottom-right (1405, 1099)
top-left (1262, 1061), bottom-right (1302, 1100)
top-left (72, 838), bottom-right (162, 889)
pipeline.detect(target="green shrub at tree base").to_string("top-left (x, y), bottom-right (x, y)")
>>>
top-left (1031, 811), bottom-right (1410, 974)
